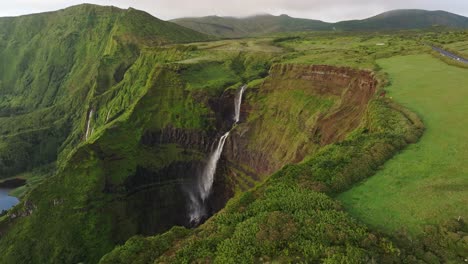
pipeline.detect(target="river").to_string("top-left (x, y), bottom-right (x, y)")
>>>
top-left (0, 188), bottom-right (19, 212)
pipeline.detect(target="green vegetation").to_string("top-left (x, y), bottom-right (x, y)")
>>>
top-left (334, 10), bottom-right (468, 31)
top-left (172, 10), bottom-right (468, 38)
top-left (101, 96), bottom-right (458, 263)
top-left (5, 164), bottom-right (56, 198)
top-left (0, 4), bottom-right (211, 181)
top-left (339, 54), bottom-right (468, 234)
top-left (171, 14), bottom-right (330, 38)
top-left (0, 4), bottom-right (467, 263)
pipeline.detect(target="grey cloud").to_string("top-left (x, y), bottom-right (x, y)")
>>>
top-left (1, 0), bottom-right (467, 21)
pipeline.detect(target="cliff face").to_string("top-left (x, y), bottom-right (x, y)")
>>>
top-left (98, 83), bottom-right (424, 264)
top-left (0, 4), bottom-right (211, 180)
top-left (0, 63), bottom-right (224, 263)
top-left (224, 64), bottom-right (377, 181)
top-left (0, 61), bottom-right (378, 263)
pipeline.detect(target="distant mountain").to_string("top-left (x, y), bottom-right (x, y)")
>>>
top-left (0, 4), bottom-right (211, 45)
top-left (172, 10), bottom-right (468, 37)
top-left (334, 9), bottom-right (468, 31)
top-left (171, 14), bottom-right (331, 38)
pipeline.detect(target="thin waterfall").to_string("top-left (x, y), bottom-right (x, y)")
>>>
top-left (105, 109), bottom-right (111, 123)
top-left (234, 85), bottom-right (246, 123)
top-left (188, 85), bottom-right (247, 225)
top-left (85, 109), bottom-right (94, 140)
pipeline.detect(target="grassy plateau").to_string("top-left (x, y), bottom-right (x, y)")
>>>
top-left (339, 54), bottom-right (468, 234)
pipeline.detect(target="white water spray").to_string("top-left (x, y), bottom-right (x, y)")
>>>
top-left (187, 191), bottom-right (205, 223)
top-left (188, 85), bottom-right (247, 225)
top-left (85, 109), bottom-right (94, 140)
top-left (188, 131), bottom-right (230, 223)
top-left (234, 85), bottom-right (246, 123)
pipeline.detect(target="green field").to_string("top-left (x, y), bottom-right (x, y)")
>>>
top-left (339, 54), bottom-right (468, 234)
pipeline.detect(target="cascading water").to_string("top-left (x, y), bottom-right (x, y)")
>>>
top-left (85, 109), bottom-right (94, 140)
top-left (188, 85), bottom-right (247, 225)
top-left (105, 110), bottom-right (111, 123)
top-left (234, 85), bottom-right (246, 123)
top-left (188, 132), bottom-right (230, 223)
top-left (199, 131), bottom-right (230, 201)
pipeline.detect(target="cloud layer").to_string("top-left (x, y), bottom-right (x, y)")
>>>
top-left (1, 0), bottom-right (468, 21)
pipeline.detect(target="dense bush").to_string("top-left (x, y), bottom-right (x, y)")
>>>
top-left (99, 97), bottom-right (436, 263)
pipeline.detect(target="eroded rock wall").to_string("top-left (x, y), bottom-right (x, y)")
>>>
top-left (224, 64), bottom-right (377, 182)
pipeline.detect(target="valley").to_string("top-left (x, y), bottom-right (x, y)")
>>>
top-left (0, 3), bottom-right (466, 264)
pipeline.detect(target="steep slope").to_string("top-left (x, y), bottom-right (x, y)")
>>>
top-left (171, 14), bottom-right (331, 38)
top-left (172, 10), bottom-right (468, 38)
top-left (99, 81), bottom-right (430, 263)
top-left (0, 57), bottom-right (383, 263)
top-left (335, 9), bottom-right (468, 31)
top-left (225, 65), bottom-right (378, 178)
top-left (0, 4), bottom-right (210, 181)
top-left (1, 5), bottom-right (466, 264)
top-left (0, 4), bottom-right (215, 263)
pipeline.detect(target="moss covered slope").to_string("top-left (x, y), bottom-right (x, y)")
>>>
top-left (99, 96), bottom-right (427, 263)
top-left (0, 4), bottom-right (210, 180)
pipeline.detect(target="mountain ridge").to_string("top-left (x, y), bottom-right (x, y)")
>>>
top-left (171, 9), bottom-right (468, 37)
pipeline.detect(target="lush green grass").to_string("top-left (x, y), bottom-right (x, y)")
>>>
top-left (339, 54), bottom-right (468, 234)
top-left (0, 4), bottom-right (211, 180)
top-left (5, 164), bottom-right (55, 198)
top-left (2, 11), bottom-right (468, 262)
top-left (171, 14), bottom-right (331, 38)
top-left (243, 78), bottom-right (336, 175)
top-left (99, 95), bottom-right (431, 263)
top-left (275, 32), bottom-right (430, 70)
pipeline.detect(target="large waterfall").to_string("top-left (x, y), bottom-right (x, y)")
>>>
top-left (188, 85), bottom-right (247, 225)
top-left (199, 131), bottom-right (230, 201)
top-left (188, 132), bottom-right (230, 223)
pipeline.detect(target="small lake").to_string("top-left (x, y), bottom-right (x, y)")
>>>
top-left (0, 188), bottom-right (19, 212)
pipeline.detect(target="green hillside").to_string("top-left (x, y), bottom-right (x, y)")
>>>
top-left (172, 10), bottom-right (468, 38)
top-left (0, 4), bottom-right (467, 264)
top-left (0, 3), bottom-right (210, 181)
top-left (335, 9), bottom-right (468, 31)
top-left (171, 14), bottom-right (331, 38)
top-left (100, 95), bottom-right (425, 263)
top-left (339, 54), bottom-right (468, 234)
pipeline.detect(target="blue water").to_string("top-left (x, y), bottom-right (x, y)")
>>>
top-left (0, 188), bottom-right (19, 212)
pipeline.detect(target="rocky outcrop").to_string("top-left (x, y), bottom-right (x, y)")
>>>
top-left (141, 126), bottom-right (213, 153)
top-left (224, 64), bottom-right (377, 177)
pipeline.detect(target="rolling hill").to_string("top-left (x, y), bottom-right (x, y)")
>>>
top-left (172, 9), bottom-right (468, 37)
top-left (335, 9), bottom-right (468, 31)
top-left (171, 14), bottom-right (331, 38)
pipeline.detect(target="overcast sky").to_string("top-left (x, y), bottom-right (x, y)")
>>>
top-left (1, 0), bottom-right (467, 22)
